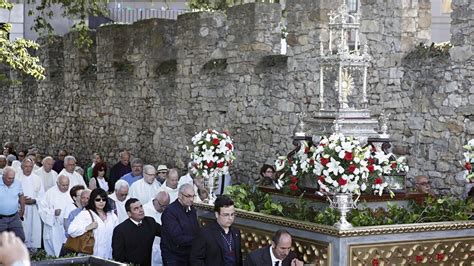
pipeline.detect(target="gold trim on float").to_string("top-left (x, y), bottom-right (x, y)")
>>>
top-left (349, 237), bottom-right (474, 265)
top-left (194, 203), bottom-right (474, 237)
top-left (199, 216), bottom-right (332, 265)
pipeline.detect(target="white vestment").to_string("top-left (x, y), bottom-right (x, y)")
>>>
top-left (57, 169), bottom-right (86, 188)
top-left (16, 172), bottom-right (44, 248)
top-left (68, 210), bottom-right (118, 259)
top-left (109, 193), bottom-right (130, 223)
top-left (38, 186), bottom-right (73, 256)
top-left (129, 179), bottom-right (161, 204)
top-left (35, 167), bottom-right (58, 191)
top-left (158, 181), bottom-right (179, 203)
top-left (178, 173), bottom-right (193, 187)
top-left (143, 200), bottom-right (163, 266)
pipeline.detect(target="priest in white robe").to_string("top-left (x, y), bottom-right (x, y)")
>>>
top-left (129, 165), bottom-right (160, 204)
top-left (16, 159), bottom-right (44, 249)
top-left (157, 168), bottom-right (179, 203)
top-left (109, 180), bottom-right (130, 223)
top-left (57, 156), bottom-right (86, 187)
top-left (143, 191), bottom-right (170, 266)
top-left (38, 175), bottom-right (73, 257)
top-left (34, 156), bottom-right (58, 191)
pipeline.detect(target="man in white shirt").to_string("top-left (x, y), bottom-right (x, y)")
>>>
top-left (38, 175), bottom-right (73, 257)
top-left (34, 156), bottom-right (58, 191)
top-left (109, 180), bottom-right (130, 223)
top-left (129, 165), bottom-right (161, 204)
top-left (158, 169), bottom-right (179, 202)
top-left (57, 156), bottom-right (86, 188)
top-left (143, 191), bottom-right (170, 266)
top-left (178, 162), bottom-right (194, 188)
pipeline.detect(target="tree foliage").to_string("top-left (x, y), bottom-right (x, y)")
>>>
top-left (0, 0), bottom-right (45, 80)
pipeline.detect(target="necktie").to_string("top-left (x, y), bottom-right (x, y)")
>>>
top-left (274, 261), bottom-right (279, 266)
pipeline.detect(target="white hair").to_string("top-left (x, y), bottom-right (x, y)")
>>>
top-left (42, 156), bottom-right (54, 164)
top-left (143, 164), bottom-right (156, 174)
top-left (115, 179), bottom-right (129, 191)
top-left (178, 183), bottom-right (193, 194)
top-left (64, 155), bottom-right (76, 164)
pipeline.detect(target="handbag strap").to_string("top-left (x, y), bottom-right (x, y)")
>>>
top-left (87, 210), bottom-right (95, 222)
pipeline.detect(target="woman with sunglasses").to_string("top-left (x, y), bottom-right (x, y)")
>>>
top-left (68, 188), bottom-right (118, 259)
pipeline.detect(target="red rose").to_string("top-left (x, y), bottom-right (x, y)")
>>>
top-left (320, 157), bottom-right (329, 166)
top-left (207, 161), bottom-right (214, 168)
top-left (304, 147), bottom-right (310, 154)
top-left (319, 175), bottom-right (325, 182)
top-left (212, 138), bottom-right (220, 145)
top-left (367, 164), bottom-right (375, 173)
top-left (290, 176), bottom-right (298, 184)
top-left (372, 258), bottom-right (379, 266)
top-left (348, 164), bottom-right (356, 173)
top-left (309, 159), bottom-right (315, 165)
top-left (374, 177), bottom-right (383, 185)
top-left (344, 152), bottom-right (353, 161)
top-left (337, 178), bottom-right (347, 186)
top-left (415, 255), bottom-right (423, 263)
top-left (391, 162), bottom-right (397, 169)
top-left (217, 161), bottom-right (224, 168)
top-left (368, 158), bottom-right (375, 164)
top-left (289, 183), bottom-right (298, 191)
top-left (436, 253), bottom-right (444, 261)
top-left (466, 162), bottom-right (472, 171)
top-left (226, 143), bottom-right (233, 150)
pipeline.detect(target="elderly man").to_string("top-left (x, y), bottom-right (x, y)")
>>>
top-left (16, 159), bottom-right (44, 250)
top-left (34, 156), bottom-right (58, 191)
top-left (0, 155), bottom-right (7, 175)
top-left (415, 175), bottom-right (436, 197)
top-left (156, 165), bottom-right (168, 184)
top-left (121, 158), bottom-right (143, 185)
top-left (112, 198), bottom-right (162, 265)
top-left (0, 167), bottom-right (25, 241)
top-left (109, 150), bottom-right (132, 193)
top-left (161, 183), bottom-right (199, 266)
top-left (109, 180), bottom-right (131, 223)
top-left (144, 191), bottom-right (170, 266)
top-left (38, 175), bottom-right (73, 257)
top-left (57, 156), bottom-right (86, 187)
top-left (158, 168), bottom-right (180, 203)
top-left (190, 195), bottom-right (242, 265)
top-left (244, 229), bottom-right (303, 266)
top-left (129, 165), bottom-right (160, 204)
top-left (178, 162), bottom-right (194, 188)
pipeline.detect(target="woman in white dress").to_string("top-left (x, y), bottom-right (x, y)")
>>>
top-left (68, 188), bottom-right (118, 259)
top-left (88, 162), bottom-right (109, 192)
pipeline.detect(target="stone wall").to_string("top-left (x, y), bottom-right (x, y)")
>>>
top-left (0, 1), bottom-right (473, 196)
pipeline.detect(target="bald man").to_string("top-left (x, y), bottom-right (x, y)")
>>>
top-left (38, 175), bottom-right (73, 256)
top-left (144, 191), bottom-right (170, 266)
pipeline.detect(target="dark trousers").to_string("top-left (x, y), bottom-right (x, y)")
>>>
top-left (0, 213), bottom-right (25, 242)
top-left (163, 255), bottom-right (190, 266)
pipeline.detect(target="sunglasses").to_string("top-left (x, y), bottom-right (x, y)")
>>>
top-left (95, 198), bottom-right (107, 202)
top-left (158, 171), bottom-right (167, 174)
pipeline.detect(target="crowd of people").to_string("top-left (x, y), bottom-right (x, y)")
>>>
top-left (0, 143), bottom-right (304, 266)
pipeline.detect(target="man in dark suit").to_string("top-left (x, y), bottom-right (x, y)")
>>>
top-left (112, 198), bottom-right (161, 265)
top-left (190, 195), bottom-right (242, 266)
top-left (161, 183), bottom-right (200, 266)
top-left (244, 229), bottom-right (303, 266)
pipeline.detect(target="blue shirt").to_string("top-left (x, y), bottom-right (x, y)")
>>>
top-left (65, 207), bottom-right (83, 237)
top-left (0, 176), bottom-right (23, 216)
top-left (121, 173), bottom-right (143, 186)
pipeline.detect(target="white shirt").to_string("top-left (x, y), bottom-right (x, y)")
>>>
top-left (35, 167), bottom-right (58, 191)
top-left (158, 181), bottom-right (179, 203)
top-left (143, 200), bottom-right (164, 266)
top-left (129, 179), bottom-right (161, 204)
top-left (109, 193), bottom-right (130, 223)
top-left (57, 169), bottom-right (86, 188)
top-left (178, 173), bottom-right (193, 187)
top-left (269, 246), bottom-right (282, 266)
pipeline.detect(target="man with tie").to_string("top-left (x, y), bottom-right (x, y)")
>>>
top-left (190, 195), bottom-right (242, 265)
top-left (111, 198), bottom-right (162, 265)
top-left (244, 229), bottom-right (303, 266)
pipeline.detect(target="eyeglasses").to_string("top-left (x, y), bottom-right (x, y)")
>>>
top-left (95, 198), bottom-right (107, 202)
top-left (144, 172), bottom-right (156, 176)
top-left (99, 169), bottom-right (105, 172)
top-left (158, 171), bottom-right (167, 174)
top-left (181, 193), bottom-right (195, 199)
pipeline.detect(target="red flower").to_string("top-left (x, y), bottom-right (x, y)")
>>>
top-left (368, 158), bottom-right (375, 164)
top-left (344, 152), bottom-right (353, 161)
top-left (372, 258), bottom-right (379, 266)
top-left (374, 177), bottom-right (383, 185)
top-left (415, 255), bottom-right (423, 263)
top-left (337, 178), bottom-right (347, 186)
top-left (289, 183), bottom-right (298, 191)
top-left (208, 129), bottom-right (213, 134)
top-left (319, 143), bottom-right (326, 147)
top-left (319, 175), bottom-right (325, 182)
top-left (309, 159), bottom-right (315, 165)
top-left (212, 138), bottom-right (220, 145)
top-left (304, 147), bottom-right (310, 154)
top-left (206, 161), bottom-right (214, 168)
top-left (466, 162), bottom-right (472, 171)
top-left (226, 143), bottom-right (233, 150)
top-left (348, 164), bottom-right (356, 173)
top-left (391, 162), bottom-right (397, 169)
top-left (367, 164), bottom-right (375, 173)
top-left (436, 253), bottom-right (444, 261)
top-left (217, 161), bottom-right (224, 168)
top-left (320, 157), bottom-right (329, 166)
top-left (371, 145), bottom-right (377, 152)
top-left (290, 176), bottom-right (298, 184)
